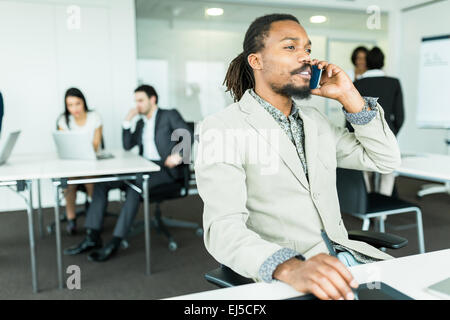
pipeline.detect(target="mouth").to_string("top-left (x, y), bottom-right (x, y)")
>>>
top-left (294, 70), bottom-right (311, 80)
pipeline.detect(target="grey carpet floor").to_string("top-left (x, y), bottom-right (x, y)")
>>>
top-left (0, 177), bottom-right (448, 299)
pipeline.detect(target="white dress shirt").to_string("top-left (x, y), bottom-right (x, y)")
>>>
top-left (122, 108), bottom-right (161, 161)
top-left (361, 69), bottom-right (385, 78)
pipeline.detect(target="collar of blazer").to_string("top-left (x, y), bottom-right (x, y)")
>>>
top-left (238, 89), bottom-right (320, 191)
top-left (137, 107), bottom-right (163, 132)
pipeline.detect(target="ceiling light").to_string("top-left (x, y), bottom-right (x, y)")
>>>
top-left (310, 15), bottom-right (327, 23)
top-left (206, 8), bottom-right (223, 16)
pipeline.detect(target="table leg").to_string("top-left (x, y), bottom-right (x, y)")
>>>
top-left (54, 184), bottom-right (64, 289)
top-left (143, 175), bottom-right (151, 275)
top-left (37, 179), bottom-right (44, 238)
top-left (25, 180), bottom-right (39, 293)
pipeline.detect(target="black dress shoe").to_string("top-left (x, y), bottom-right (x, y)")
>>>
top-left (87, 242), bottom-right (119, 262)
top-left (64, 236), bottom-right (102, 255)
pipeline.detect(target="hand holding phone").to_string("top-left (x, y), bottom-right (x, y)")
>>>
top-left (309, 65), bottom-right (323, 89)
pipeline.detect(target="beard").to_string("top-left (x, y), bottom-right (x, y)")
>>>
top-left (270, 63), bottom-right (312, 100)
top-left (272, 83), bottom-right (311, 100)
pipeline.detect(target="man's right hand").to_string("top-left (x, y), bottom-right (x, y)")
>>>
top-left (125, 107), bottom-right (139, 122)
top-left (273, 253), bottom-right (359, 300)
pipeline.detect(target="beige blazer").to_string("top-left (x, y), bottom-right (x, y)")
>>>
top-left (194, 89), bottom-right (401, 282)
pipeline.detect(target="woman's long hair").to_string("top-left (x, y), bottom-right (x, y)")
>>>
top-left (62, 87), bottom-right (89, 129)
top-left (223, 14), bottom-right (300, 102)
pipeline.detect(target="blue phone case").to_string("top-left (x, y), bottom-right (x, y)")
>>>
top-left (309, 65), bottom-right (323, 89)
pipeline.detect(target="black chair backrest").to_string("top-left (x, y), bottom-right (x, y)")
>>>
top-left (186, 121), bottom-right (195, 136)
top-left (336, 168), bottom-right (368, 214)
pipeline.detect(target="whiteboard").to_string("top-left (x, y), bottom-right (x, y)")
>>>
top-left (416, 35), bottom-right (450, 128)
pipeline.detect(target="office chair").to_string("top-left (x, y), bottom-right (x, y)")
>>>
top-left (124, 121), bottom-right (203, 251)
top-left (336, 168), bottom-right (425, 253)
top-left (124, 162), bottom-right (203, 251)
top-left (205, 230), bottom-right (408, 288)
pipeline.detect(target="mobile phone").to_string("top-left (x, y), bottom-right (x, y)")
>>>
top-left (309, 65), bottom-right (323, 89)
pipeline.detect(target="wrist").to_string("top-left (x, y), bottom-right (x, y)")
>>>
top-left (338, 88), bottom-right (365, 113)
top-left (273, 257), bottom-right (304, 283)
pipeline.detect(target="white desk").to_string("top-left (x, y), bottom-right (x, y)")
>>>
top-left (3, 150), bottom-right (160, 291)
top-left (39, 150), bottom-right (160, 289)
top-left (0, 160), bottom-right (38, 293)
top-left (396, 153), bottom-right (450, 183)
top-left (166, 249), bottom-right (450, 300)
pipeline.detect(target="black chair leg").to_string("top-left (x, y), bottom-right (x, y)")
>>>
top-left (153, 204), bottom-right (178, 251)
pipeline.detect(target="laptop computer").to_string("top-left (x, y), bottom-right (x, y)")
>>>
top-left (53, 131), bottom-right (114, 160)
top-left (286, 282), bottom-right (413, 300)
top-left (0, 131), bottom-right (21, 165)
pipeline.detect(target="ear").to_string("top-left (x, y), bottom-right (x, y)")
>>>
top-left (150, 95), bottom-right (157, 105)
top-left (247, 53), bottom-right (263, 71)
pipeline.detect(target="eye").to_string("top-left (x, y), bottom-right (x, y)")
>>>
top-left (285, 45), bottom-right (295, 50)
top-left (306, 48), bottom-right (312, 54)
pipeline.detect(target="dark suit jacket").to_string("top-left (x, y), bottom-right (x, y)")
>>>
top-left (0, 91), bottom-right (3, 133)
top-left (122, 108), bottom-right (193, 180)
top-left (347, 76), bottom-right (405, 136)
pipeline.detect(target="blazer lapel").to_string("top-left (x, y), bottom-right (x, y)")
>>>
top-left (154, 108), bottom-right (162, 134)
top-left (298, 108), bottom-right (318, 187)
top-left (240, 91), bottom-right (310, 191)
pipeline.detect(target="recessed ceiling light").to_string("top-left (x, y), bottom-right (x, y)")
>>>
top-left (310, 15), bottom-right (327, 23)
top-left (206, 8), bottom-right (224, 16)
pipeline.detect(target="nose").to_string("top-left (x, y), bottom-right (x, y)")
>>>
top-left (297, 52), bottom-right (311, 65)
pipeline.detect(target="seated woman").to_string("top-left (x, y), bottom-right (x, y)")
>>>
top-left (57, 87), bottom-right (103, 235)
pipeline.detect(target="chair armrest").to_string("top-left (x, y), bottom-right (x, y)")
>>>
top-left (205, 265), bottom-right (253, 288)
top-left (348, 230), bottom-right (408, 249)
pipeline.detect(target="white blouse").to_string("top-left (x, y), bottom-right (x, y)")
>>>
top-left (57, 110), bottom-right (102, 141)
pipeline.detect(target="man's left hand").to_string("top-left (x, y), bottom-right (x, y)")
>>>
top-left (310, 59), bottom-right (365, 113)
top-left (164, 154), bottom-right (183, 168)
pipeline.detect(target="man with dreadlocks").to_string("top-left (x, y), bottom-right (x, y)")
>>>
top-left (195, 14), bottom-right (401, 300)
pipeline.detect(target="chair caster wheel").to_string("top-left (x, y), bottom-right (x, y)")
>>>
top-left (195, 228), bottom-right (204, 237)
top-left (168, 241), bottom-right (178, 251)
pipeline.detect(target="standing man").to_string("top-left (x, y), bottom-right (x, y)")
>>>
top-left (195, 14), bottom-right (401, 300)
top-left (64, 84), bottom-right (193, 261)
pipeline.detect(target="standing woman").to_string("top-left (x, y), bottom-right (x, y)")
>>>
top-left (57, 87), bottom-right (103, 234)
top-left (347, 46), bottom-right (368, 82)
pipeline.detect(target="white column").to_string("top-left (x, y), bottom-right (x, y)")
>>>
top-left (386, 9), bottom-right (402, 77)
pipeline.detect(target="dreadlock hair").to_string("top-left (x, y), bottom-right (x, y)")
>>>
top-left (223, 13), bottom-right (300, 102)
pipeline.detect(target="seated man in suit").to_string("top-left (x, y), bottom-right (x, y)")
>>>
top-left (64, 84), bottom-right (193, 261)
top-left (195, 14), bottom-right (401, 300)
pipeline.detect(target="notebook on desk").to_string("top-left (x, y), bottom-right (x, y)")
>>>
top-left (286, 282), bottom-right (413, 300)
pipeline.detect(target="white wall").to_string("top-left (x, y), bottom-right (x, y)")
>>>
top-left (0, 0), bottom-right (137, 211)
top-left (136, 17), bottom-right (388, 125)
top-left (396, 0), bottom-right (450, 155)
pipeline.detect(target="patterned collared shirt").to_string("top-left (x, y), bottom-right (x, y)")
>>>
top-left (249, 89), bottom-right (309, 179)
top-left (248, 89), bottom-right (381, 283)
